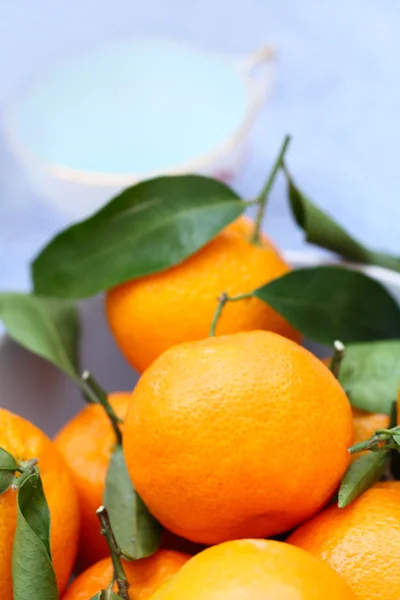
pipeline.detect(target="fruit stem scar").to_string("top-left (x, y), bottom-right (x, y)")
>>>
top-left (82, 371), bottom-right (123, 445)
top-left (251, 134), bottom-right (291, 245)
top-left (209, 292), bottom-right (254, 337)
top-left (329, 340), bottom-right (345, 378)
top-left (11, 458), bottom-right (39, 491)
top-left (97, 505), bottom-right (130, 600)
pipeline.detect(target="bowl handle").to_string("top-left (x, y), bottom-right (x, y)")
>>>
top-left (236, 45), bottom-right (277, 107)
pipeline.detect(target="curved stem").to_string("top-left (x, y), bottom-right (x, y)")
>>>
top-left (82, 371), bottom-right (123, 446)
top-left (251, 135), bottom-right (291, 245)
top-left (209, 292), bottom-right (254, 337)
top-left (97, 506), bottom-right (130, 600)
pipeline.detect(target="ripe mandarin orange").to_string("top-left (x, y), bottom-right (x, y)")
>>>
top-left (54, 392), bottom-right (131, 569)
top-left (351, 407), bottom-right (389, 453)
top-left (321, 357), bottom-right (390, 460)
top-left (106, 216), bottom-right (300, 373)
top-left (149, 539), bottom-right (357, 599)
top-left (62, 549), bottom-right (190, 600)
top-left (0, 408), bottom-right (79, 599)
top-left (123, 330), bottom-right (353, 544)
top-left (288, 481), bottom-right (400, 600)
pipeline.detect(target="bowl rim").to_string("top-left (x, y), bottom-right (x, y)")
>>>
top-left (2, 38), bottom-right (275, 188)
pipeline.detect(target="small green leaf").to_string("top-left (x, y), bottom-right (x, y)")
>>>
top-left (338, 340), bottom-right (400, 414)
top-left (32, 175), bottom-right (245, 298)
top-left (338, 451), bottom-right (389, 508)
top-left (90, 592), bottom-right (121, 600)
top-left (393, 433), bottom-right (400, 446)
top-left (0, 293), bottom-right (80, 380)
top-left (104, 445), bottom-right (162, 559)
top-left (0, 448), bottom-right (19, 494)
top-left (284, 168), bottom-right (400, 272)
top-left (254, 266), bottom-right (400, 346)
top-left (12, 470), bottom-right (58, 600)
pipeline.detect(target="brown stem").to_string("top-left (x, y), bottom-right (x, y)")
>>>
top-left (97, 506), bottom-right (130, 600)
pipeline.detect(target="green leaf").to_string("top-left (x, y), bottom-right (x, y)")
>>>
top-left (90, 592), bottom-right (121, 600)
top-left (12, 470), bottom-right (58, 600)
top-left (338, 451), bottom-right (389, 508)
top-left (338, 340), bottom-right (400, 414)
top-left (284, 168), bottom-right (400, 272)
top-left (0, 448), bottom-right (19, 494)
top-left (0, 293), bottom-right (80, 380)
top-left (254, 266), bottom-right (400, 346)
top-left (104, 445), bottom-right (162, 559)
top-left (32, 175), bottom-right (245, 298)
top-left (393, 433), bottom-right (400, 446)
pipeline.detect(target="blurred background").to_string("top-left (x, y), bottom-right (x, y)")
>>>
top-left (1, 0), bottom-right (400, 292)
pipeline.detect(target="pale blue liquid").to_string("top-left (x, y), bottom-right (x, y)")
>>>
top-left (10, 38), bottom-right (249, 174)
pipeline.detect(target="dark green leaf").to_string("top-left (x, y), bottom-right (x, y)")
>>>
top-left (338, 451), bottom-right (389, 508)
top-left (338, 340), bottom-right (400, 414)
top-left (32, 175), bottom-right (245, 298)
top-left (0, 447), bottom-right (19, 494)
top-left (104, 445), bottom-right (162, 560)
top-left (12, 470), bottom-right (58, 600)
top-left (0, 293), bottom-right (80, 380)
top-left (284, 168), bottom-right (400, 272)
top-left (90, 592), bottom-right (121, 600)
top-left (254, 266), bottom-right (400, 346)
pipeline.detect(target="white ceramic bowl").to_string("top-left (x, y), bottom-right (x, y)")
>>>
top-left (1, 252), bottom-right (400, 436)
top-left (2, 39), bottom-right (275, 219)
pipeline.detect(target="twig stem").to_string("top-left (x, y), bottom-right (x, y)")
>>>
top-left (97, 506), bottom-right (130, 600)
top-left (209, 292), bottom-right (253, 337)
top-left (82, 371), bottom-right (123, 446)
top-left (329, 340), bottom-right (345, 378)
top-left (251, 135), bottom-right (291, 244)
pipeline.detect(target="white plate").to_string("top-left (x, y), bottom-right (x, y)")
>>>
top-left (2, 38), bottom-right (274, 219)
top-left (1, 252), bottom-right (400, 436)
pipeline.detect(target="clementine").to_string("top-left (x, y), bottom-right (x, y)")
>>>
top-left (321, 357), bottom-right (390, 460)
top-left (62, 549), bottom-right (190, 600)
top-left (106, 216), bottom-right (300, 372)
top-left (288, 481), bottom-right (400, 599)
top-left (123, 330), bottom-right (353, 544)
top-left (54, 392), bottom-right (131, 569)
top-left (149, 539), bottom-right (357, 599)
top-left (0, 408), bottom-right (79, 599)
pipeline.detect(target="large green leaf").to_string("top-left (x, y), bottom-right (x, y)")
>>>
top-left (254, 266), bottom-right (400, 345)
top-left (284, 167), bottom-right (400, 272)
top-left (338, 451), bottom-right (389, 508)
top-left (0, 293), bottom-right (80, 380)
top-left (0, 448), bottom-right (19, 494)
top-left (104, 445), bottom-right (162, 560)
top-left (32, 175), bottom-right (245, 298)
top-left (339, 340), bottom-right (400, 414)
top-left (12, 470), bottom-right (58, 600)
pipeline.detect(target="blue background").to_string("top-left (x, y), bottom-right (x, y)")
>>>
top-left (1, 1), bottom-right (399, 290)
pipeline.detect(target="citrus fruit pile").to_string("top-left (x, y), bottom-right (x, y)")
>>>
top-left (2, 138), bottom-right (400, 599)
